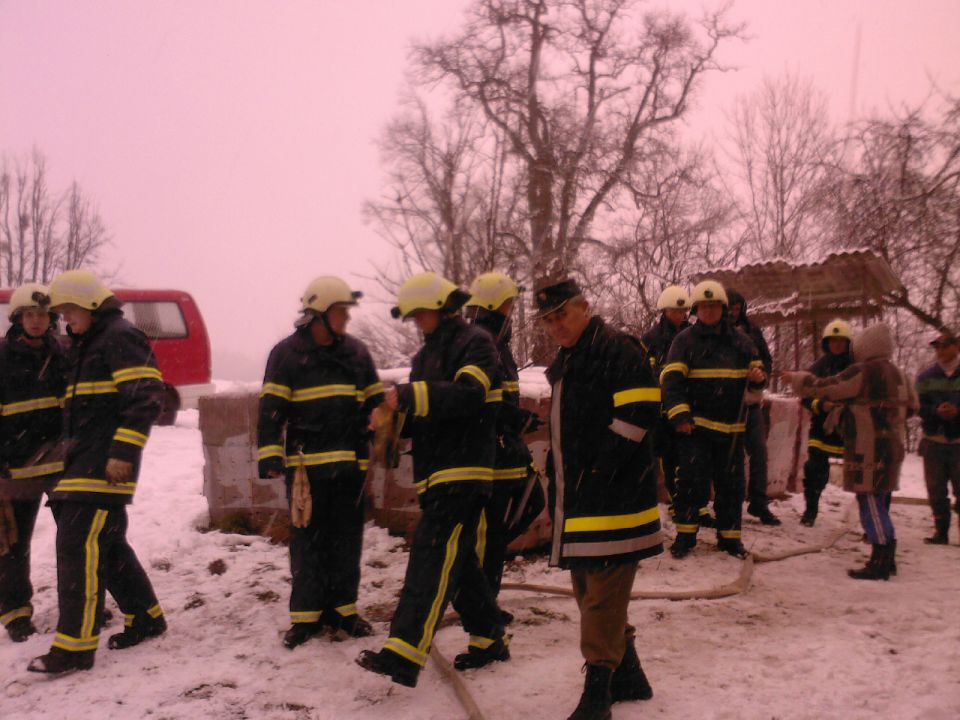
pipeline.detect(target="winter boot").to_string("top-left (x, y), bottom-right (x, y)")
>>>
top-left (281, 621), bottom-right (324, 649)
top-left (500, 609), bottom-right (515, 626)
top-left (800, 491), bottom-right (820, 527)
top-left (453, 635), bottom-right (510, 671)
top-left (322, 610), bottom-right (374, 638)
top-left (888, 538), bottom-right (897, 576)
top-left (356, 648), bottom-right (419, 688)
top-left (848, 544), bottom-right (891, 581)
top-left (568, 664), bottom-right (613, 720)
top-left (610, 635), bottom-right (653, 702)
top-left (27, 647), bottom-right (95, 675)
top-left (717, 537), bottom-right (749, 558)
top-left (748, 503), bottom-right (782, 526)
top-left (670, 533), bottom-right (697, 559)
top-left (923, 516), bottom-right (949, 545)
top-left (5, 616), bottom-right (37, 643)
top-left (108, 613), bottom-right (167, 650)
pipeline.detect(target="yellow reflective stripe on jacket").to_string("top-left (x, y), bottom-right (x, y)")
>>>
top-left (666, 403), bottom-right (691, 419)
top-left (613, 387), bottom-right (661, 406)
top-left (687, 368), bottom-right (748, 379)
top-left (112, 366), bottom-right (163, 384)
top-left (290, 384), bottom-right (357, 402)
top-left (8, 461), bottom-right (64, 479)
top-left (455, 364), bottom-right (492, 393)
top-left (66, 381), bottom-right (118, 396)
top-left (809, 439), bottom-right (844, 455)
top-left (485, 389), bottom-right (503, 403)
top-left (0, 395), bottom-right (60, 416)
top-left (564, 506), bottom-right (659, 534)
top-left (411, 381), bottom-right (429, 417)
top-left (261, 382), bottom-right (292, 400)
top-left (258, 444), bottom-right (284, 461)
top-left (493, 466), bottom-right (528, 480)
top-left (693, 416), bottom-right (746, 433)
top-left (54, 478), bottom-right (137, 495)
top-left (501, 380), bottom-right (520, 393)
top-left (659, 362), bottom-right (689, 383)
top-left (811, 398), bottom-right (822, 414)
top-left (358, 458), bottom-right (370, 471)
top-left (749, 360), bottom-right (764, 369)
top-left (362, 381), bottom-right (385, 402)
top-left (285, 450), bottom-right (357, 466)
top-left (415, 466), bottom-right (494, 493)
top-left (52, 631), bottom-right (100, 653)
top-left (113, 427), bottom-right (148, 448)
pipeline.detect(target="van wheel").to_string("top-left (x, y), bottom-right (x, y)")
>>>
top-left (157, 385), bottom-right (181, 426)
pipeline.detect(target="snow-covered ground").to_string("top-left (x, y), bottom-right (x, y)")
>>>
top-left (3, 413), bottom-right (959, 720)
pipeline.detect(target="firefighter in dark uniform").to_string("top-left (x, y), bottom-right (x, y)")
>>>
top-left (463, 272), bottom-right (544, 619)
top-left (258, 276), bottom-right (384, 648)
top-left (537, 278), bottom-right (663, 720)
top-left (0, 284), bottom-right (66, 643)
top-left (799, 319), bottom-right (853, 526)
top-left (357, 272), bottom-right (508, 688)
top-left (661, 280), bottom-right (767, 559)
top-left (28, 269), bottom-right (166, 674)
top-left (641, 285), bottom-right (715, 526)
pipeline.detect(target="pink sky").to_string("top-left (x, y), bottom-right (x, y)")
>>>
top-left (2, 0), bottom-right (958, 379)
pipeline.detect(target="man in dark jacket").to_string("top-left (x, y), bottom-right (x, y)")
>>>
top-left (28, 269), bottom-right (166, 674)
top-left (0, 284), bottom-right (66, 643)
top-left (915, 327), bottom-right (960, 544)
top-left (537, 277), bottom-right (662, 720)
top-left (799, 320), bottom-right (854, 526)
top-left (357, 272), bottom-right (508, 688)
top-left (727, 289), bottom-right (780, 526)
top-left (662, 281), bottom-right (768, 559)
top-left (258, 276), bottom-right (384, 648)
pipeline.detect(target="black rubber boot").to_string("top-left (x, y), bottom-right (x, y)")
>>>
top-left (848, 544), bottom-right (891, 581)
top-left (923, 516), bottom-right (949, 544)
top-left (568, 664), bottom-right (613, 720)
top-left (888, 538), bottom-right (897, 576)
top-left (717, 537), bottom-right (749, 558)
top-left (5, 616), bottom-right (37, 643)
top-left (108, 614), bottom-right (167, 650)
top-left (500, 609), bottom-right (514, 626)
top-left (281, 621), bottom-right (324, 649)
top-left (323, 610), bottom-right (374, 638)
top-left (670, 532), bottom-right (697, 559)
top-left (800, 491), bottom-right (820, 527)
top-left (27, 648), bottom-right (95, 675)
top-left (453, 636), bottom-right (510, 671)
top-left (748, 503), bottom-right (782, 526)
top-left (356, 648), bottom-right (419, 688)
top-left (610, 635), bottom-right (653, 702)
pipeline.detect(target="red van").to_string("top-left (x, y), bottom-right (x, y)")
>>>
top-left (0, 287), bottom-right (213, 425)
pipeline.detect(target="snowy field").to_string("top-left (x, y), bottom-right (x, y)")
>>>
top-left (2, 411), bottom-right (959, 720)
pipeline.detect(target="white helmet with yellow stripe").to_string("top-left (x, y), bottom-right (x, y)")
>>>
top-left (391, 272), bottom-right (470, 320)
top-left (48, 269), bottom-right (114, 311)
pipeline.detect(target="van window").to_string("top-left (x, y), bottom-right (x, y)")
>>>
top-left (126, 301), bottom-right (188, 339)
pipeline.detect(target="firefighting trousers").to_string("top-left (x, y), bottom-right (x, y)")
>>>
top-left (921, 440), bottom-right (960, 526)
top-left (383, 485), bottom-right (504, 670)
top-left (802, 446), bottom-right (836, 497)
top-left (857, 492), bottom-right (895, 545)
top-left (288, 471), bottom-right (365, 625)
top-left (474, 477), bottom-right (525, 597)
top-left (744, 405), bottom-right (770, 508)
top-left (0, 497), bottom-right (42, 628)
top-left (51, 502), bottom-right (162, 654)
top-left (570, 561), bottom-right (638, 669)
top-left (657, 424), bottom-right (711, 519)
top-left (674, 429), bottom-right (745, 540)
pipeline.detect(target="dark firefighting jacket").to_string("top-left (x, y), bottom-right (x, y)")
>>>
top-left (257, 329), bottom-right (383, 480)
top-left (727, 290), bottom-right (773, 374)
top-left (545, 316), bottom-right (663, 569)
top-left (52, 307), bottom-right (164, 505)
top-left (641, 314), bottom-right (690, 378)
top-left (0, 327), bottom-right (67, 498)
top-left (660, 319), bottom-right (766, 435)
top-left (802, 350), bottom-right (852, 455)
top-left (395, 317), bottom-right (497, 498)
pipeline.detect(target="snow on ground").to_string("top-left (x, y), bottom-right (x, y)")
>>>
top-left (2, 416), bottom-right (959, 720)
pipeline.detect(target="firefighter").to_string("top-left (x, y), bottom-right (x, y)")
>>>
top-left (356, 272), bottom-right (508, 688)
top-left (27, 269), bottom-right (166, 675)
top-left (258, 276), bottom-right (384, 649)
top-left (661, 280), bottom-right (767, 559)
top-left (462, 272), bottom-right (544, 621)
top-left (641, 285), bottom-right (714, 526)
top-left (0, 284), bottom-right (66, 643)
top-left (727, 289), bottom-right (780, 526)
top-left (799, 319), bottom-right (853, 526)
top-left (536, 277), bottom-right (662, 720)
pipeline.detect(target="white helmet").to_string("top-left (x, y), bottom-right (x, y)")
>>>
top-left (690, 280), bottom-right (728, 307)
top-left (466, 272), bottom-right (519, 312)
top-left (391, 272), bottom-right (469, 320)
top-left (822, 319), bottom-right (853, 341)
top-left (8, 283), bottom-right (51, 321)
top-left (300, 276), bottom-right (361, 314)
top-left (657, 285), bottom-right (690, 311)
top-left (48, 269), bottom-right (114, 311)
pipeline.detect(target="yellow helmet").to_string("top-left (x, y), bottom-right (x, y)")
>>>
top-left (391, 272), bottom-right (469, 320)
top-left (465, 272), bottom-right (519, 312)
top-left (657, 285), bottom-right (690, 311)
top-left (8, 283), bottom-right (51, 321)
top-left (822, 319), bottom-right (853, 341)
top-left (300, 276), bottom-right (361, 314)
top-left (48, 269), bottom-right (114, 310)
top-left (690, 280), bottom-right (728, 307)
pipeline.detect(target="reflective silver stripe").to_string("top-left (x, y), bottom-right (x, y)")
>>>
top-left (549, 379), bottom-right (565, 566)
top-left (561, 532), bottom-right (663, 558)
top-left (608, 418), bottom-right (647, 443)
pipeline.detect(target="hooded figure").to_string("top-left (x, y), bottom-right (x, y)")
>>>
top-left (787, 323), bottom-right (918, 580)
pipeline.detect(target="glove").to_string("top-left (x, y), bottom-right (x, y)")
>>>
top-left (0, 497), bottom-right (17, 556)
top-left (105, 458), bottom-right (134, 486)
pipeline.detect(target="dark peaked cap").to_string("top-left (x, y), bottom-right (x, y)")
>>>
top-left (533, 277), bottom-right (582, 318)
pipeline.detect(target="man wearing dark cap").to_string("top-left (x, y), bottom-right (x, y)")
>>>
top-left (916, 327), bottom-right (960, 544)
top-left (536, 277), bottom-right (663, 720)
